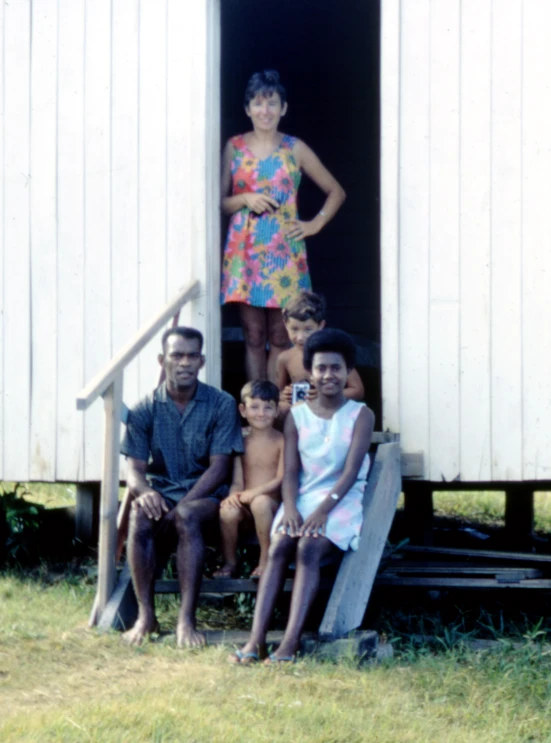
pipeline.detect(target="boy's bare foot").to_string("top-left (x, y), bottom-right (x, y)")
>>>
top-left (122, 614), bottom-right (158, 646)
top-left (176, 620), bottom-right (206, 648)
top-left (250, 564), bottom-right (265, 579)
top-left (212, 563), bottom-right (237, 579)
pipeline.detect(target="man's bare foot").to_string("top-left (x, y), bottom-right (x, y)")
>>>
top-left (212, 563), bottom-right (237, 579)
top-left (176, 620), bottom-right (206, 648)
top-left (122, 615), bottom-right (158, 646)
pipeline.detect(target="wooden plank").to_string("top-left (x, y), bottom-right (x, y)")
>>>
top-left (380, 0), bottom-right (401, 435)
top-left (111, 0), bottom-right (140, 427)
top-left (428, 0), bottom-right (460, 482)
top-left (376, 576), bottom-right (551, 590)
top-left (96, 375), bottom-right (124, 617)
top-left (521, 1), bottom-right (551, 480)
top-left (83, 0), bottom-right (112, 481)
top-left (459, 0), bottom-right (492, 481)
top-left (400, 452), bottom-right (424, 479)
top-left (166, 0), bottom-right (194, 313)
top-left (156, 578), bottom-right (297, 595)
top-left (203, 0), bottom-right (222, 382)
top-left (56, 0), bottom-right (85, 481)
top-left (76, 280), bottom-right (200, 410)
top-left (398, 1), bottom-right (430, 464)
top-left (29, 0), bottom-right (58, 481)
top-left (490, 0), bottom-right (523, 480)
top-left (137, 0), bottom-right (167, 395)
top-left (400, 545), bottom-right (551, 564)
top-left (319, 442), bottom-right (402, 638)
top-left (3, 0), bottom-right (31, 479)
top-left (382, 566), bottom-right (543, 578)
top-left (97, 563), bottom-right (137, 632)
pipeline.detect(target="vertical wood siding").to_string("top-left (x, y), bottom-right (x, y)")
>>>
top-left (382, 0), bottom-right (551, 481)
top-left (1, 0), bottom-right (218, 482)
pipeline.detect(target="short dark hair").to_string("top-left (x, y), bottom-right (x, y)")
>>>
top-left (240, 379), bottom-right (280, 405)
top-left (244, 70), bottom-right (287, 108)
top-left (161, 326), bottom-right (204, 353)
top-left (282, 290), bottom-right (326, 324)
top-left (303, 329), bottom-right (356, 372)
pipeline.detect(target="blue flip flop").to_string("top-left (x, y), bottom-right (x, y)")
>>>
top-left (228, 649), bottom-right (260, 665)
top-left (264, 653), bottom-right (295, 666)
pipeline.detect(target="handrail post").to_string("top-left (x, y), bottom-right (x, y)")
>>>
top-left (96, 373), bottom-right (124, 618)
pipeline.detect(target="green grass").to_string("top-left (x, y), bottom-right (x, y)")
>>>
top-left (1, 569), bottom-right (551, 742)
top-left (396, 490), bottom-right (551, 534)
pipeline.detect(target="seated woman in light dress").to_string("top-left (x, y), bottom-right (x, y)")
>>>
top-left (229, 328), bottom-right (375, 664)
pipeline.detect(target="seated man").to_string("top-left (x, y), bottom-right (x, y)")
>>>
top-left (120, 326), bottom-right (243, 647)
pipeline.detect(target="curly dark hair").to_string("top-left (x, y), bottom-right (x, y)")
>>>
top-left (303, 328), bottom-right (356, 372)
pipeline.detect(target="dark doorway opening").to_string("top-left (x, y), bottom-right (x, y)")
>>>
top-left (220, 0), bottom-right (381, 424)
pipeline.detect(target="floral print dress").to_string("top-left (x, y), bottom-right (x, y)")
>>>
top-left (271, 400), bottom-right (370, 551)
top-left (220, 134), bottom-right (312, 308)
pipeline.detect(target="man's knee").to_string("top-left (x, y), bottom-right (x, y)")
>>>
top-left (129, 501), bottom-right (153, 534)
top-left (175, 500), bottom-right (217, 535)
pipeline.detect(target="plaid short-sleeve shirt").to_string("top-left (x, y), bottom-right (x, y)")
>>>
top-left (120, 381), bottom-right (244, 502)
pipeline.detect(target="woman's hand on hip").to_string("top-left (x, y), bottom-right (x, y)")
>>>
top-left (286, 219), bottom-right (319, 241)
top-left (243, 192), bottom-right (280, 214)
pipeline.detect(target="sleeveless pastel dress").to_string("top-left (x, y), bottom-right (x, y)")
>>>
top-left (220, 134), bottom-right (312, 309)
top-left (272, 400), bottom-right (370, 551)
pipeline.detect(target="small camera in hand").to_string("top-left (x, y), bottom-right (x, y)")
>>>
top-left (292, 381), bottom-right (310, 405)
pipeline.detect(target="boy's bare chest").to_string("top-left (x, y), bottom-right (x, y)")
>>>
top-left (286, 352), bottom-right (309, 383)
top-left (243, 437), bottom-right (280, 480)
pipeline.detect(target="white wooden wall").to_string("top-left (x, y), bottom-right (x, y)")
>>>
top-left (381, 0), bottom-right (551, 482)
top-left (0, 0), bottom-right (220, 483)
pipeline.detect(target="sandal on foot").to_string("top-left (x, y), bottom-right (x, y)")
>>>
top-left (213, 565), bottom-right (236, 579)
top-left (264, 653), bottom-right (295, 666)
top-left (227, 649), bottom-right (259, 666)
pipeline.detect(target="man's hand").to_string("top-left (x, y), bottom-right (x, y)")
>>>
top-left (135, 490), bottom-right (170, 521)
top-left (220, 492), bottom-right (243, 511)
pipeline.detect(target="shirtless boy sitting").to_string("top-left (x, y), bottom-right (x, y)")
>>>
top-left (214, 380), bottom-right (284, 580)
top-left (276, 290), bottom-right (364, 416)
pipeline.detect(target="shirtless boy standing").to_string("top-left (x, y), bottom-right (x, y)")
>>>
top-left (214, 380), bottom-right (284, 579)
top-left (276, 290), bottom-right (364, 416)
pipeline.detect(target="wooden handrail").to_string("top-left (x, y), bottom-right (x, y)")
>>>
top-left (76, 280), bottom-right (201, 411)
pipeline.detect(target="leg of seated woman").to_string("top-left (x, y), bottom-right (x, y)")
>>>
top-left (240, 304), bottom-right (268, 380)
top-left (238, 532), bottom-right (295, 657)
top-left (266, 308), bottom-right (290, 383)
top-left (275, 535), bottom-right (335, 659)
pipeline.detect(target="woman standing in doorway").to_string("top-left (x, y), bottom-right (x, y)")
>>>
top-left (220, 70), bottom-right (346, 382)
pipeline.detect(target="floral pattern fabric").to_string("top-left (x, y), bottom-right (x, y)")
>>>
top-left (271, 400), bottom-right (370, 551)
top-left (220, 134), bottom-right (312, 308)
